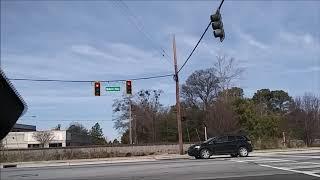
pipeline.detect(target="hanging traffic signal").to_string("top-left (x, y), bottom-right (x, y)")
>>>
top-left (126, 80), bottom-right (132, 95)
top-left (210, 10), bottom-right (225, 42)
top-left (94, 81), bottom-right (100, 96)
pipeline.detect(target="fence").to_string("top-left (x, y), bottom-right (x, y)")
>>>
top-left (0, 143), bottom-right (192, 163)
top-left (1, 139), bottom-right (319, 163)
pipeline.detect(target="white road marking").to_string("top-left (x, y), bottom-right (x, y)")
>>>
top-left (276, 155), bottom-right (320, 159)
top-left (271, 161), bottom-right (315, 166)
top-left (259, 164), bottom-right (320, 178)
top-left (310, 169), bottom-right (320, 173)
top-left (231, 154), bottom-right (320, 178)
top-left (231, 158), bottom-right (295, 164)
top-left (289, 165), bottom-right (320, 170)
top-left (240, 158), bottom-right (292, 163)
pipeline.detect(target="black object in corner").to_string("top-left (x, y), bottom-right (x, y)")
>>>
top-left (0, 69), bottom-right (27, 140)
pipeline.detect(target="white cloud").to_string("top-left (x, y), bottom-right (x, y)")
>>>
top-left (70, 43), bottom-right (172, 71)
top-left (238, 33), bottom-right (269, 50)
top-left (71, 45), bottom-right (107, 57)
top-left (303, 34), bottom-right (313, 45)
top-left (279, 31), bottom-right (320, 48)
top-left (2, 42), bottom-right (173, 82)
top-left (179, 34), bottom-right (199, 48)
top-left (71, 44), bottom-right (147, 64)
top-left (284, 66), bottom-right (320, 74)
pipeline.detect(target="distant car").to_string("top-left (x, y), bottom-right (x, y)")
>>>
top-left (188, 135), bottom-right (253, 159)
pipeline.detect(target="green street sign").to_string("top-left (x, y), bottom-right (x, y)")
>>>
top-left (105, 86), bottom-right (121, 92)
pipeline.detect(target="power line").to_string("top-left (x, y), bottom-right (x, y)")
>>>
top-left (218, 0), bottom-right (225, 10)
top-left (177, 21), bottom-right (211, 73)
top-left (8, 73), bottom-right (174, 83)
top-left (113, 0), bottom-right (172, 65)
top-left (118, 0), bottom-right (172, 60)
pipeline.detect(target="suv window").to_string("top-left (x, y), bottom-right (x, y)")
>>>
top-left (228, 136), bottom-right (236, 142)
top-left (236, 136), bottom-right (246, 141)
top-left (216, 136), bottom-right (228, 143)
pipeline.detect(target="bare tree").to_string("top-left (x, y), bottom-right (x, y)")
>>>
top-left (133, 90), bottom-right (163, 143)
top-left (113, 89), bottom-right (163, 144)
top-left (287, 93), bottom-right (320, 146)
top-left (112, 95), bottom-right (131, 133)
top-left (207, 98), bottom-right (240, 136)
top-left (33, 131), bottom-right (54, 148)
top-left (181, 68), bottom-right (221, 140)
top-left (181, 68), bottom-right (220, 110)
top-left (180, 55), bottom-right (244, 138)
top-left (213, 54), bottom-right (244, 91)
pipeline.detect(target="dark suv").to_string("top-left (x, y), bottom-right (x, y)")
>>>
top-left (188, 135), bottom-right (253, 159)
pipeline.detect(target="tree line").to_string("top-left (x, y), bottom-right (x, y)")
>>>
top-left (114, 55), bottom-right (320, 146)
top-left (65, 122), bottom-right (119, 145)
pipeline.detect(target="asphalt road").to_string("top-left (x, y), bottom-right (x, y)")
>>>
top-left (1, 152), bottom-right (320, 180)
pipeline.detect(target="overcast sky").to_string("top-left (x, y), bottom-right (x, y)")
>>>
top-left (1, 0), bottom-right (319, 140)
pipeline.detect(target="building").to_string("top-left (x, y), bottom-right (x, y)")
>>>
top-left (1, 123), bottom-right (92, 149)
top-left (2, 130), bottom-right (71, 149)
top-left (11, 123), bottom-right (36, 132)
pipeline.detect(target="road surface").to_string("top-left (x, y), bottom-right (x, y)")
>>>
top-left (1, 152), bottom-right (320, 180)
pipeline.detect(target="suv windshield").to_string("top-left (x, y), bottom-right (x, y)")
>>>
top-left (203, 137), bottom-right (216, 144)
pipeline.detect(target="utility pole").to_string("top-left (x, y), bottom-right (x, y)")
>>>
top-left (204, 126), bottom-right (208, 141)
top-left (173, 35), bottom-right (183, 155)
top-left (129, 98), bottom-right (133, 144)
top-left (134, 107), bottom-right (137, 144)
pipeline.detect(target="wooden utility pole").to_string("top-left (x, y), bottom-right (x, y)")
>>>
top-left (204, 126), bottom-right (208, 141)
top-left (173, 35), bottom-right (183, 155)
top-left (129, 98), bottom-right (133, 144)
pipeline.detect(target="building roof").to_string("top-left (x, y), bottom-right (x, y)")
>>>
top-left (12, 123), bottom-right (36, 132)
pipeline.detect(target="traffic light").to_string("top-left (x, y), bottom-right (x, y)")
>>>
top-left (126, 80), bottom-right (132, 95)
top-left (210, 10), bottom-right (225, 42)
top-left (94, 81), bottom-right (100, 96)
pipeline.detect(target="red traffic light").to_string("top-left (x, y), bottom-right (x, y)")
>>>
top-left (126, 80), bottom-right (132, 95)
top-left (94, 82), bottom-right (101, 96)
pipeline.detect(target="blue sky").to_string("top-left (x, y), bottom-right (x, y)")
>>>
top-left (1, 0), bottom-right (319, 140)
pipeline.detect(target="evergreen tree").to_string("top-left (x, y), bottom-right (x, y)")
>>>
top-left (90, 123), bottom-right (106, 145)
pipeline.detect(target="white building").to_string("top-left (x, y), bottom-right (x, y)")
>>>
top-left (1, 130), bottom-right (71, 149)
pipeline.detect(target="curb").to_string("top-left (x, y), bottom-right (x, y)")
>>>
top-left (253, 148), bottom-right (320, 154)
top-left (154, 155), bottom-right (190, 160)
top-left (1, 156), bottom-right (188, 169)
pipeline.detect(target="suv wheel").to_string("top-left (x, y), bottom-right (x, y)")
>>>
top-left (238, 147), bottom-right (248, 157)
top-left (200, 149), bottom-right (211, 159)
top-left (195, 156), bottom-right (201, 159)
